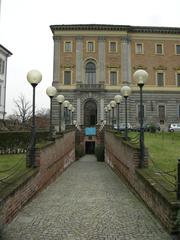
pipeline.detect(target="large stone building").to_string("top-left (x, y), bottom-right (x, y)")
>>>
top-left (50, 24), bottom-right (180, 130)
top-left (0, 44), bottom-right (12, 119)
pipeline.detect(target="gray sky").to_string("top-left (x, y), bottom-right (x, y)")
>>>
top-left (0, 0), bottom-right (180, 115)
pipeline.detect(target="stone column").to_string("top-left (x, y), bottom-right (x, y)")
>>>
top-left (77, 98), bottom-right (81, 124)
top-left (53, 37), bottom-right (61, 88)
top-left (98, 37), bottom-right (105, 84)
top-left (76, 37), bottom-right (83, 83)
top-left (121, 36), bottom-right (131, 84)
top-left (100, 98), bottom-right (104, 121)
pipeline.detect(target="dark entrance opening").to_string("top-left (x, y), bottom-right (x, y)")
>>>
top-left (84, 100), bottom-right (97, 126)
top-left (85, 141), bottom-right (95, 154)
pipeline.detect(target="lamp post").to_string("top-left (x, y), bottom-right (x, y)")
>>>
top-left (110, 100), bottom-right (116, 129)
top-left (63, 100), bottom-right (70, 128)
top-left (107, 104), bottom-right (111, 128)
top-left (26, 69), bottom-right (42, 167)
top-left (46, 86), bottom-right (57, 140)
top-left (68, 104), bottom-right (72, 125)
top-left (56, 95), bottom-right (65, 133)
top-left (114, 95), bottom-right (122, 131)
top-left (104, 106), bottom-right (108, 126)
top-left (121, 85), bottom-right (131, 140)
top-left (71, 106), bottom-right (75, 125)
top-left (133, 69), bottom-right (148, 168)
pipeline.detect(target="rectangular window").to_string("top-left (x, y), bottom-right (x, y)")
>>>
top-left (64, 71), bottom-right (71, 85)
top-left (155, 44), bottom-right (163, 54)
top-left (64, 41), bottom-right (72, 52)
top-left (175, 45), bottom-right (180, 55)
top-left (176, 73), bottom-right (180, 86)
top-left (109, 41), bottom-right (117, 52)
top-left (158, 105), bottom-right (165, 123)
top-left (0, 58), bottom-right (5, 74)
top-left (156, 72), bottom-right (164, 86)
top-left (87, 41), bottom-right (94, 52)
top-left (177, 105), bottom-right (180, 118)
top-left (110, 71), bottom-right (117, 85)
top-left (135, 43), bottom-right (144, 54)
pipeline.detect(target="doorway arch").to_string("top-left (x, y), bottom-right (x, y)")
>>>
top-left (84, 100), bottom-right (97, 126)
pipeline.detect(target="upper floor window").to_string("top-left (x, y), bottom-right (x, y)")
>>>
top-left (110, 71), bottom-right (117, 85)
top-left (156, 72), bottom-right (165, 86)
top-left (64, 41), bottom-right (72, 52)
top-left (155, 44), bottom-right (164, 54)
top-left (135, 43), bottom-right (144, 54)
top-left (85, 62), bottom-right (96, 84)
top-left (109, 41), bottom-right (117, 53)
top-left (176, 73), bottom-right (180, 86)
top-left (86, 41), bottom-right (95, 52)
top-left (175, 44), bottom-right (180, 55)
top-left (64, 70), bottom-right (71, 85)
top-left (0, 58), bottom-right (5, 74)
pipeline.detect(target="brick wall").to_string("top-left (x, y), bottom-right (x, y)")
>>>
top-left (105, 130), bottom-right (180, 234)
top-left (0, 130), bottom-right (75, 227)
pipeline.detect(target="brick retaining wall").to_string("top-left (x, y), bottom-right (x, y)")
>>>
top-left (0, 130), bottom-right (75, 227)
top-left (105, 130), bottom-right (180, 234)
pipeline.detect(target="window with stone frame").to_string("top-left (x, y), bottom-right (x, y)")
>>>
top-left (155, 43), bottom-right (163, 54)
top-left (176, 73), bottom-right (180, 86)
top-left (175, 44), bottom-right (180, 55)
top-left (87, 41), bottom-right (95, 52)
top-left (85, 62), bottom-right (96, 84)
top-left (64, 41), bottom-right (72, 52)
top-left (156, 72), bottom-right (165, 86)
top-left (64, 70), bottom-right (71, 85)
top-left (0, 58), bottom-right (5, 74)
top-left (109, 41), bottom-right (117, 53)
top-left (110, 71), bottom-right (117, 85)
top-left (158, 105), bottom-right (165, 123)
top-left (135, 43), bottom-right (144, 54)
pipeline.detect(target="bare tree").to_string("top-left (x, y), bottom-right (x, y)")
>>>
top-left (13, 94), bottom-right (32, 125)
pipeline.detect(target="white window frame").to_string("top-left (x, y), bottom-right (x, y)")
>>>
top-left (156, 71), bottom-right (165, 87)
top-left (64, 41), bottom-right (72, 52)
top-left (63, 69), bottom-right (72, 85)
top-left (175, 44), bottom-right (180, 55)
top-left (86, 41), bottom-right (95, 52)
top-left (135, 43), bottom-right (144, 54)
top-left (155, 43), bottom-right (164, 55)
top-left (109, 70), bottom-right (118, 85)
top-left (109, 41), bottom-right (117, 53)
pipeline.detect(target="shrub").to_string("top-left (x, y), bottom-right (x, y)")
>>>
top-left (95, 144), bottom-right (104, 162)
top-left (75, 144), bottom-right (84, 160)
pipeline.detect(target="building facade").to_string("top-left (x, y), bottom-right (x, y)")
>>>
top-left (0, 44), bottom-right (12, 119)
top-left (50, 24), bottom-right (180, 130)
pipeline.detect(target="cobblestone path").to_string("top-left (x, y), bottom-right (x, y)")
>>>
top-left (2, 155), bottom-right (171, 240)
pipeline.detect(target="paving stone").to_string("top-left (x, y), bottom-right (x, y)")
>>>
top-left (2, 155), bottom-right (171, 240)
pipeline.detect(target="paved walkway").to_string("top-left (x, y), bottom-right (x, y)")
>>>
top-left (2, 155), bottom-right (171, 240)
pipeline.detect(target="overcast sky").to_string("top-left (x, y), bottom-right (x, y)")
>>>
top-left (0, 0), bottom-right (180, 115)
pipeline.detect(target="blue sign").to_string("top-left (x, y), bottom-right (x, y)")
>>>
top-left (85, 127), bottom-right (96, 136)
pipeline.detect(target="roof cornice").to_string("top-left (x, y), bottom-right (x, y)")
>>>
top-left (50, 24), bottom-right (180, 35)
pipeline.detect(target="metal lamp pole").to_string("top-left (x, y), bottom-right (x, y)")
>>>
top-left (56, 95), bottom-right (65, 133)
top-left (133, 69), bottom-right (148, 168)
top-left (27, 69), bottom-right (42, 167)
top-left (114, 95), bottom-right (122, 131)
top-left (121, 86), bottom-right (131, 140)
top-left (46, 86), bottom-right (57, 140)
top-left (110, 100), bottom-right (116, 129)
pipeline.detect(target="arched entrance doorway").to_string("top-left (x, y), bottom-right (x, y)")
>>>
top-left (84, 100), bottom-right (97, 126)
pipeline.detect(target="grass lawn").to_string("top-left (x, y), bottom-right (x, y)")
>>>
top-left (142, 132), bottom-right (180, 199)
top-left (0, 154), bottom-right (36, 197)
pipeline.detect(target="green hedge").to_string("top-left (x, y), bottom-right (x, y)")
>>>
top-left (95, 144), bottom-right (105, 162)
top-left (0, 131), bottom-right (49, 153)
